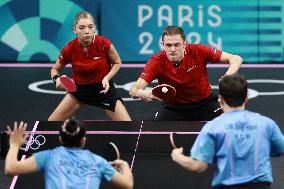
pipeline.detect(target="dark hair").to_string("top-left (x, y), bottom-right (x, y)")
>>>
top-left (59, 118), bottom-right (86, 147)
top-left (162, 26), bottom-right (185, 41)
top-left (219, 73), bottom-right (248, 107)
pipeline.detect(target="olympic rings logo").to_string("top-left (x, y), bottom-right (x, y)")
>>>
top-left (28, 79), bottom-right (284, 101)
top-left (20, 135), bottom-right (46, 151)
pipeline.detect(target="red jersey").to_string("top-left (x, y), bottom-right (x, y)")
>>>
top-left (140, 44), bottom-right (222, 104)
top-left (58, 35), bottom-right (112, 84)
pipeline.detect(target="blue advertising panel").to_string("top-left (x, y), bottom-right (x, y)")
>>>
top-left (0, 0), bottom-right (98, 62)
top-left (0, 0), bottom-right (283, 63)
top-left (100, 0), bottom-right (284, 62)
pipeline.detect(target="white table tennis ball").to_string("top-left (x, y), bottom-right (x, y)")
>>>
top-left (162, 87), bottom-right (168, 93)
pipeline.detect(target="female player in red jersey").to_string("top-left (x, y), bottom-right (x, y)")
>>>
top-left (49, 12), bottom-right (131, 121)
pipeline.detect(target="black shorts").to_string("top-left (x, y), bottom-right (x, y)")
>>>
top-left (154, 93), bottom-right (223, 121)
top-left (70, 80), bottom-right (123, 112)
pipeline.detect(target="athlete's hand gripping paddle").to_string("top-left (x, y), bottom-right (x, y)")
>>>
top-left (60, 75), bottom-right (77, 92)
top-left (152, 84), bottom-right (176, 101)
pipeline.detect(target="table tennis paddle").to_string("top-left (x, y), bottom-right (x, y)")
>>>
top-left (60, 75), bottom-right (77, 92)
top-left (170, 132), bottom-right (177, 149)
top-left (104, 142), bottom-right (121, 162)
top-left (152, 84), bottom-right (176, 101)
top-left (170, 132), bottom-right (184, 149)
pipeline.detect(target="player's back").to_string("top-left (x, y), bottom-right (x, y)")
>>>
top-left (208, 110), bottom-right (275, 186)
top-left (34, 146), bottom-right (115, 189)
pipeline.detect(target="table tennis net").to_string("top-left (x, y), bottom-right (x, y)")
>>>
top-left (0, 121), bottom-right (204, 158)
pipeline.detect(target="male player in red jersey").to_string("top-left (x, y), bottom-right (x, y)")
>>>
top-left (49, 12), bottom-right (131, 121)
top-left (129, 26), bottom-right (243, 121)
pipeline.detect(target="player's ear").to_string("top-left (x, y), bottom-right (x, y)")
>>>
top-left (183, 40), bottom-right (187, 50)
top-left (219, 95), bottom-right (225, 106)
top-left (160, 40), bottom-right (164, 47)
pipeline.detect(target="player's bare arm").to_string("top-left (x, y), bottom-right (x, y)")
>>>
top-left (100, 44), bottom-right (122, 94)
top-left (5, 122), bottom-right (38, 175)
top-left (110, 160), bottom-right (134, 189)
top-left (51, 59), bottom-right (66, 89)
top-left (171, 148), bottom-right (208, 173)
top-left (220, 51), bottom-right (243, 75)
top-left (129, 78), bottom-right (160, 102)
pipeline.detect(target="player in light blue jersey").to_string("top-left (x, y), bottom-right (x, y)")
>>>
top-left (171, 73), bottom-right (284, 189)
top-left (5, 118), bottom-right (133, 189)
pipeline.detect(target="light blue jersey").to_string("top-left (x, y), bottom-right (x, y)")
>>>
top-left (191, 110), bottom-right (284, 188)
top-left (34, 146), bottom-right (116, 189)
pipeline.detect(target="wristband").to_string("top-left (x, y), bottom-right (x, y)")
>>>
top-left (52, 75), bottom-right (59, 84)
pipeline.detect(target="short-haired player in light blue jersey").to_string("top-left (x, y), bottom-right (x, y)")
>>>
top-left (171, 73), bottom-right (284, 189)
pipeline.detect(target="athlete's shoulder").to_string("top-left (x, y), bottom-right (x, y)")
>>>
top-left (255, 111), bottom-right (276, 123)
top-left (247, 110), bottom-right (267, 119)
top-left (242, 111), bottom-right (278, 129)
top-left (202, 113), bottom-right (230, 131)
top-left (95, 35), bottom-right (111, 44)
top-left (187, 43), bottom-right (210, 50)
top-left (94, 35), bottom-right (112, 53)
top-left (85, 150), bottom-right (110, 163)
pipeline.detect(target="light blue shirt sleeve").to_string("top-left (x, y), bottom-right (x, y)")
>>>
top-left (34, 150), bottom-right (50, 171)
top-left (190, 124), bottom-right (215, 164)
top-left (97, 158), bottom-right (116, 182)
top-left (268, 120), bottom-right (284, 156)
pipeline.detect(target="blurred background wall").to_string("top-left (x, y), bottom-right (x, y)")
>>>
top-left (0, 0), bottom-right (283, 63)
